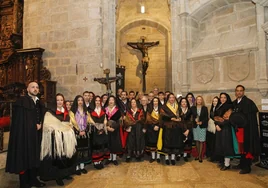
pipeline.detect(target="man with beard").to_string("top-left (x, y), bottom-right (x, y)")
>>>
top-left (6, 82), bottom-right (46, 188)
top-left (231, 85), bottom-right (260, 174)
top-left (117, 91), bottom-right (129, 115)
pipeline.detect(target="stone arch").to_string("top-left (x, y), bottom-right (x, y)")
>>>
top-left (190, 0), bottom-right (253, 21)
top-left (117, 19), bottom-right (172, 92)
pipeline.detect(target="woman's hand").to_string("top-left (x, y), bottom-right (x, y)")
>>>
top-left (107, 126), bottom-right (115, 132)
top-left (142, 128), bottom-right (146, 133)
top-left (154, 126), bottom-right (159, 131)
top-left (126, 126), bottom-right (132, 132)
top-left (183, 129), bottom-right (189, 136)
top-left (216, 125), bottom-right (221, 131)
top-left (79, 131), bottom-right (86, 136)
top-left (171, 117), bottom-right (181, 122)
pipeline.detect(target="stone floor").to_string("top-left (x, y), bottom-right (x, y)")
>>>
top-left (1, 156), bottom-right (268, 188)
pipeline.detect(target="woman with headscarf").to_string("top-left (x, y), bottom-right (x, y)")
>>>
top-left (69, 95), bottom-right (92, 175)
top-left (40, 93), bottom-right (77, 186)
top-left (214, 92), bottom-right (237, 171)
top-left (145, 97), bottom-right (162, 163)
top-left (90, 96), bottom-right (109, 169)
top-left (160, 93), bottom-right (189, 165)
top-left (105, 95), bottom-right (123, 166)
top-left (124, 98), bottom-right (145, 162)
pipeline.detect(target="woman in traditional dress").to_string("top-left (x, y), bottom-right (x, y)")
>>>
top-left (160, 93), bottom-right (188, 165)
top-left (105, 95), bottom-right (123, 166)
top-left (145, 97), bottom-right (161, 163)
top-left (40, 93), bottom-right (77, 186)
top-left (65, 100), bottom-right (72, 111)
top-left (178, 97), bottom-right (193, 162)
top-left (214, 93), bottom-right (236, 171)
top-left (69, 95), bottom-right (91, 175)
top-left (124, 98), bottom-right (145, 162)
top-left (101, 94), bottom-right (108, 107)
top-left (90, 96), bottom-right (110, 169)
top-left (192, 96), bottom-right (208, 163)
top-left (186, 92), bottom-right (195, 107)
top-left (206, 96), bottom-right (220, 162)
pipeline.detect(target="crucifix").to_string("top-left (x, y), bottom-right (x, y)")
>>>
top-left (94, 69), bottom-right (122, 97)
top-left (127, 36), bottom-right (159, 92)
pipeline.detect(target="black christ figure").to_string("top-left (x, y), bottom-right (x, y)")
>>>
top-left (127, 37), bottom-right (159, 92)
top-left (94, 69), bottom-right (122, 97)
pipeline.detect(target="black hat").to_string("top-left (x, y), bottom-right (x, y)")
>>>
top-left (229, 112), bottom-right (247, 128)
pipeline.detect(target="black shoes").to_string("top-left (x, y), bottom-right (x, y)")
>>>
top-left (94, 164), bottom-right (104, 170)
top-left (56, 179), bottom-right (64, 186)
top-left (157, 158), bottom-right (161, 163)
top-left (239, 168), bottom-right (251, 174)
top-left (220, 165), bottom-right (230, 171)
top-left (165, 160), bottom-right (170, 165)
top-left (81, 169), bottom-right (88, 174)
top-left (113, 160), bottom-right (119, 166)
top-left (149, 158), bottom-right (155, 163)
top-left (199, 159), bottom-right (203, 163)
top-left (29, 179), bottom-right (46, 187)
top-left (183, 157), bottom-right (188, 162)
top-left (171, 160), bottom-right (176, 166)
top-left (195, 157), bottom-right (199, 161)
top-left (176, 156), bottom-right (181, 161)
top-left (136, 157), bottom-right (142, 162)
top-left (75, 170), bottom-right (81, 175)
top-left (126, 157), bottom-right (131, 163)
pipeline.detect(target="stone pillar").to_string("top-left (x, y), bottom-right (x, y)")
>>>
top-left (102, 0), bottom-right (116, 93)
top-left (171, 0), bottom-right (181, 94)
top-left (253, 0), bottom-right (268, 96)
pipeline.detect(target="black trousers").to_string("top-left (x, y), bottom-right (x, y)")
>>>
top-left (19, 168), bottom-right (38, 187)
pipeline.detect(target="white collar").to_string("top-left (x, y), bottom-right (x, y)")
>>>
top-left (57, 107), bottom-right (65, 113)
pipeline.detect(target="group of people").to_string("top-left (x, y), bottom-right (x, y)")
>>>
top-left (5, 82), bottom-right (260, 188)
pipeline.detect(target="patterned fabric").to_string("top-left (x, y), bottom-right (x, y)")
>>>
top-left (193, 107), bottom-right (206, 142)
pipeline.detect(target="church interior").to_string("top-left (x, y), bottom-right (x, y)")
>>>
top-left (1, 0), bottom-right (268, 187)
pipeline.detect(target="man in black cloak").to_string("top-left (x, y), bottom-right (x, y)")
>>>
top-left (232, 85), bottom-right (260, 174)
top-left (6, 82), bottom-right (46, 188)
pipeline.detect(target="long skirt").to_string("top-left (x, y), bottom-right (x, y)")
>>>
top-left (214, 124), bottom-right (235, 157)
top-left (145, 124), bottom-right (159, 152)
top-left (76, 133), bottom-right (91, 164)
top-left (91, 130), bottom-right (109, 162)
top-left (162, 125), bottom-right (184, 155)
top-left (126, 122), bottom-right (145, 157)
top-left (109, 127), bottom-right (123, 154)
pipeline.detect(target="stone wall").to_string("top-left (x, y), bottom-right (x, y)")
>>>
top-left (23, 0), bottom-right (116, 100)
top-left (120, 26), bottom-right (167, 92)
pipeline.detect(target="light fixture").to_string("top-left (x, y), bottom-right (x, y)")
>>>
top-left (141, 5), bottom-right (145, 13)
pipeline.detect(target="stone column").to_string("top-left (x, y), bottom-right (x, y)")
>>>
top-left (253, 0), bottom-right (268, 96)
top-left (102, 0), bottom-right (117, 93)
top-left (171, 0), bottom-right (181, 94)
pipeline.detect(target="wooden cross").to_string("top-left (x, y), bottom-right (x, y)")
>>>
top-left (94, 69), bottom-right (122, 96)
top-left (127, 36), bottom-right (159, 92)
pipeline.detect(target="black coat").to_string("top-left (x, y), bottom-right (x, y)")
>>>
top-left (191, 106), bottom-right (209, 129)
top-left (233, 96), bottom-right (260, 156)
top-left (6, 95), bottom-right (46, 174)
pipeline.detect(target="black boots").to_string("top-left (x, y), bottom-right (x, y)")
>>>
top-left (239, 158), bottom-right (252, 174)
top-left (19, 172), bottom-right (30, 188)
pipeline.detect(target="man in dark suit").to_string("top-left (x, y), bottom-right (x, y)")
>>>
top-left (6, 82), bottom-right (46, 188)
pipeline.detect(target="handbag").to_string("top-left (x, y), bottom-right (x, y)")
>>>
top-left (207, 118), bottom-right (216, 134)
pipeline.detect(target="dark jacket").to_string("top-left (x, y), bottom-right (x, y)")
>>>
top-left (191, 106), bottom-right (209, 129)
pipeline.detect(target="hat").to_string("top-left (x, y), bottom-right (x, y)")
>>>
top-left (229, 112), bottom-right (247, 128)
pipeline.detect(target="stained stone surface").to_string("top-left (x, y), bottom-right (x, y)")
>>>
top-left (1, 157), bottom-right (268, 188)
